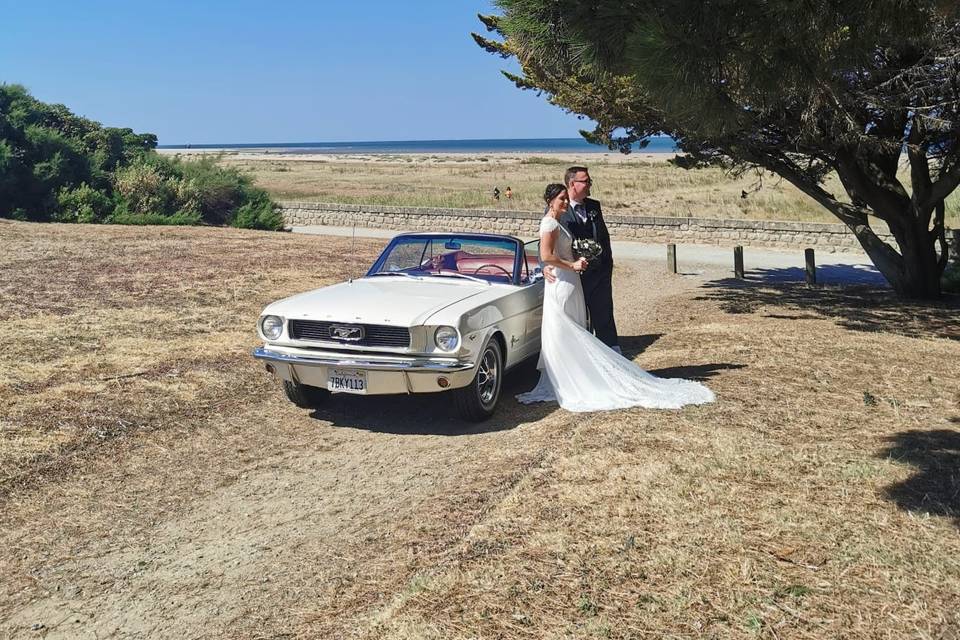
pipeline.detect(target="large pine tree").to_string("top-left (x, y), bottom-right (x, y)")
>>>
top-left (476, 1), bottom-right (960, 298)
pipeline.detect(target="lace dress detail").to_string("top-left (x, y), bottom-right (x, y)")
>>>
top-left (516, 216), bottom-right (714, 412)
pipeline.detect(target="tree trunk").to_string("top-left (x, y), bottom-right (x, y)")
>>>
top-left (852, 215), bottom-right (944, 298)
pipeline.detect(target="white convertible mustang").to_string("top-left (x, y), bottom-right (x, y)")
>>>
top-left (254, 232), bottom-right (544, 420)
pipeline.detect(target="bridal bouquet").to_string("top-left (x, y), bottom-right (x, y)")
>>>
top-left (572, 238), bottom-right (602, 264)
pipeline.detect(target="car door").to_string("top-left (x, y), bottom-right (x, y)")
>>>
top-left (521, 239), bottom-right (544, 352)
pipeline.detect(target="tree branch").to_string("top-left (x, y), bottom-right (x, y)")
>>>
top-left (748, 147), bottom-right (904, 277)
top-left (924, 161), bottom-right (960, 211)
top-left (746, 149), bottom-right (864, 225)
top-left (834, 150), bottom-right (911, 223)
top-left (472, 33), bottom-right (512, 59)
top-left (934, 200), bottom-right (949, 273)
top-left (906, 115), bottom-right (935, 228)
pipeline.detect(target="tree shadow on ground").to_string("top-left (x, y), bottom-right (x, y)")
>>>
top-left (311, 359), bottom-right (553, 435)
top-left (620, 333), bottom-right (663, 359)
top-left (697, 269), bottom-right (960, 341)
top-left (617, 334), bottom-right (747, 380)
top-left (648, 363), bottom-right (747, 381)
top-left (754, 263), bottom-right (889, 286)
top-left (877, 428), bottom-right (960, 527)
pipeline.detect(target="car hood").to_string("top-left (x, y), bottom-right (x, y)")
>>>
top-left (263, 277), bottom-right (492, 326)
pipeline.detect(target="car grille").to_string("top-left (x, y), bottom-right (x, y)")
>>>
top-left (288, 320), bottom-right (411, 348)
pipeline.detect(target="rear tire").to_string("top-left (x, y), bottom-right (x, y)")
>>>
top-left (454, 337), bottom-right (503, 421)
top-left (283, 380), bottom-right (329, 409)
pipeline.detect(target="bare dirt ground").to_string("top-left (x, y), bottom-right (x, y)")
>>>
top-left (1, 219), bottom-right (959, 639)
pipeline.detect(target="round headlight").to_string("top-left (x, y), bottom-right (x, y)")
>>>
top-left (434, 326), bottom-right (460, 351)
top-left (260, 315), bottom-right (284, 340)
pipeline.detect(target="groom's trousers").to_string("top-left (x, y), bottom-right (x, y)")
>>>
top-left (581, 266), bottom-right (619, 348)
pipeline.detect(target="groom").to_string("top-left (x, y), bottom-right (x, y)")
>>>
top-left (560, 166), bottom-right (620, 351)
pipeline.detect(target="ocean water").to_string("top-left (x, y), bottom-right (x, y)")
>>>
top-left (157, 137), bottom-right (677, 154)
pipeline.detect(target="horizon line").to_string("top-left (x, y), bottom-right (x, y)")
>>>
top-left (156, 134), bottom-right (673, 148)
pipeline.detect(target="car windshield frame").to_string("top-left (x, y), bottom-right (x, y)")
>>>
top-left (366, 233), bottom-right (526, 285)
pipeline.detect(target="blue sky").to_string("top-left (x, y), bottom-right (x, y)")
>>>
top-left (1, 1), bottom-right (589, 144)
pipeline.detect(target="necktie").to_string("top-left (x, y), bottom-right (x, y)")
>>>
top-left (576, 204), bottom-right (597, 240)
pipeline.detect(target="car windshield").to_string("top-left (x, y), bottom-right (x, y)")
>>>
top-left (367, 235), bottom-right (522, 284)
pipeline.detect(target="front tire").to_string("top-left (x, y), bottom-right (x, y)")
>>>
top-left (454, 338), bottom-right (503, 421)
top-left (283, 380), bottom-right (329, 409)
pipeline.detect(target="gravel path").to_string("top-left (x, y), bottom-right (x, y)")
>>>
top-left (291, 224), bottom-right (888, 286)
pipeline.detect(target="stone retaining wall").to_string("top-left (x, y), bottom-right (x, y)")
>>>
top-left (282, 201), bottom-right (958, 255)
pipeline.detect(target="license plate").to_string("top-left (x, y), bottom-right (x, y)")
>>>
top-left (327, 368), bottom-right (367, 394)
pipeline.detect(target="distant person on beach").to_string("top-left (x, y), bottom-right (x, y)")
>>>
top-left (505, 186), bottom-right (513, 200)
top-left (493, 186), bottom-right (501, 201)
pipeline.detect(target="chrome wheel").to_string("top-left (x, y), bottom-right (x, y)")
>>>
top-left (477, 346), bottom-right (499, 407)
top-left (454, 337), bottom-right (503, 421)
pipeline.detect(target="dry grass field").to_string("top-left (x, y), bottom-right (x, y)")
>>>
top-left (1, 219), bottom-right (959, 639)
top-left (196, 151), bottom-right (960, 227)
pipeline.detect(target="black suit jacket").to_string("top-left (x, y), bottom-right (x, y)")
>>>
top-left (559, 197), bottom-right (613, 278)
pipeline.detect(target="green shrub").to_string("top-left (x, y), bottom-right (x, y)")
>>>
top-left (55, 183), bottom-right (113, 223)
top-left (176, 156), bottom-right (246, 225)
top-left (232, 188), bottom-right (284, 230)
top-left (1, 85), bottom-right (280, 229)
top-left (112, 158), bottom-right (179, 216)
top-left (110, 208), bottom-right (202, 226)
top-left (0, 85), bottom-right (159, 221)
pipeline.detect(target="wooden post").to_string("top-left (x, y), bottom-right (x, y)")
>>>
top-left (667, 243), bottom-right (677, 274)
top-left (805, 248), bottom-right (817, 285)
top-left (734, 246), bottom-right (744, 280)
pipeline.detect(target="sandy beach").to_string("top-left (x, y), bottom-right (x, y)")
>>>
top-left (156, 147), bottom-right (674, 164)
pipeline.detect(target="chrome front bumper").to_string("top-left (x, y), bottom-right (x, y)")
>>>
top-left (253, 346), bottom-right (477, 394)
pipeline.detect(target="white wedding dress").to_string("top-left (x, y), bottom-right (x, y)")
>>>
top-left (517, 216), bottom-right (715, 412)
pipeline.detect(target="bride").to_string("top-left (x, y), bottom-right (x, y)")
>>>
top-left (517, 184), bottom-right (715, 412)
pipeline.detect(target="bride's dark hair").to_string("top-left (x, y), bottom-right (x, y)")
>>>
top-left (543, 183), bottom-right (566, 204)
